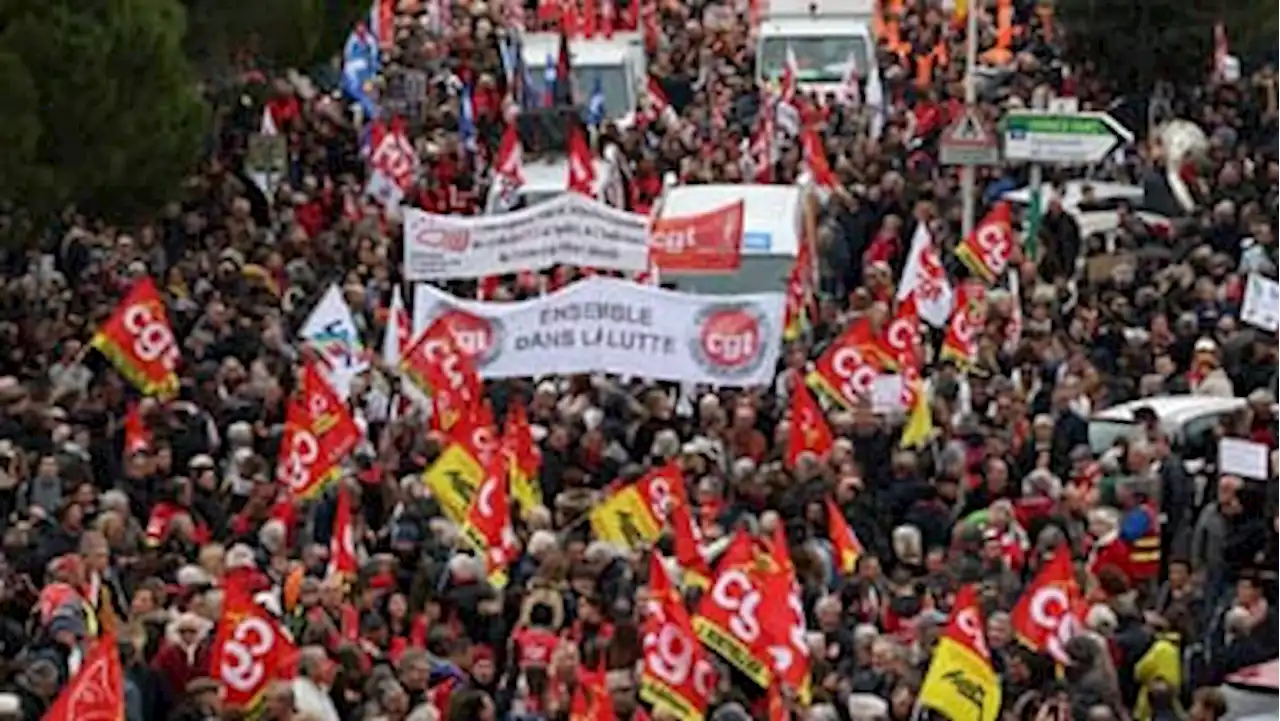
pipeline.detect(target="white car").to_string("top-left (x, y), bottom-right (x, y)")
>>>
top-left (1088, 395), bottom-right (1248, 459)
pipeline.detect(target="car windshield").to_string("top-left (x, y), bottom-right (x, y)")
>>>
top-left (759, 35), bottom-right (872, 83)
top-left (526, 63), bottom-right (631, 120)
top-left (1088, 419), bottom-right (1142, 456)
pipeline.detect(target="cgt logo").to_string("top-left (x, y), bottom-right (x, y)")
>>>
top-left (436, 308), bottom-right (501, 365)
top-left (416, 228), bottom-right (470, 253)
top-left (692, 305), bottom-right (769, 378)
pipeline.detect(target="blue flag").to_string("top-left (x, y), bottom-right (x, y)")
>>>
top-left (587, 74), bottom-right (606, 126)
top-left (543, 53), bottom-right (557, 108)
top-left (342, 25), bottom-right (380, 119)
top-left (459, 84), bottom-right (477, 152)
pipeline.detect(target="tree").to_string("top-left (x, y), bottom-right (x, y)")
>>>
top-left (0, 0), bottom-right (208, 223)
top-left (1056, 0), bottom-right (1215, 96)
top-left (181, 0), bottom-right (371, 80)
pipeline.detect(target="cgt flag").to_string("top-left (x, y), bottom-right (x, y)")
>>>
top-left (785, 382), bottom-right (833, 468)
top-left (276, 360), bottom-right (362, 500)
top-left (43, 633), bottom-right (124, 721)
top-left (90, 276), bottom-right (181, 399)
top-left (918, 585), bottom-right (1002, 721)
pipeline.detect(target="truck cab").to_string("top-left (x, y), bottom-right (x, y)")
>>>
top-left (756, 0), bottom-right (879, 102)
top-left (520, 32), bottom-right (646, 124)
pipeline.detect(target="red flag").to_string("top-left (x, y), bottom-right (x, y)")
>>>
top-left (785, 384), bottom-right (833, 468)
top-left (757, 529), bottom-right (811, 703)
top-left (1010, 546), bottom-right (1081, 664)
top-left (955, 202), bottom-right (1015, 283)
top-left (400, 316), bottom-right (483, 432)
top-left (825, 496), bottom-right (864, 575)
top-left (749, 95), bottom-right (775, 183)
top-left (567, 122), bottom-right (596, 195)
top-left (782, 236), bottom-right (815, 340)
top-left (600, 0), bottom-right (615, 37)
top-left (90, 276), bottom-right (180, 398)
top-left (42, 634), bottom-right (124, 721)
top-left (939, 281), bottom-right (986, 368)
top-left (124, 401), bottom-right (152, 456)
top-left (570, 661), bottom-right (617, 721)
top-left (801, 127), bottom-right (837, 188)
top-left (502, 398), bottom-right (543, 510)
top-left (461, 449), bottom-right (516, 587)
top-left (494, 121), bottom-right (525, 187)
top-left (670, 498), bottom-right (712, 588)
top-left (328, 484), bottom-right (358, 578)
top-left (640, 553), bottom-right (717, 720)
top-left (211, 592), bottom-right (299, 711)
top-left (276, 360), bottom-right (361, 499)
top-left (805, 317), bottom-right (889, 408)
top-left (693, 531), bottom-right (775, 689)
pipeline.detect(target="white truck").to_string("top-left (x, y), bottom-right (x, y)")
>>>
top-left (756, 0), bottom-right (881, 100)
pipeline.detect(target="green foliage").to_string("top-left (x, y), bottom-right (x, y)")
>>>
top-left (1056, 0), bottom-right (1216, 95)
top-left (0, 0), bottom-right (208, 223)
top-left (181, 0), bottom-right (371, 77)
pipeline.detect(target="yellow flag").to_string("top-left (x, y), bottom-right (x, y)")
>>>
top-left (510, 463), bottom-right (543, 515)
top-left (953, 0), bottom-right (968, 22)
top-left (918, 637), bottom-right (1001, 721)
top-left (589, 485), bottom-right (663, 548)
top-left (899, 380), bottom-right (933, 449)
top-left (422, 443), bottom-right (484, 524)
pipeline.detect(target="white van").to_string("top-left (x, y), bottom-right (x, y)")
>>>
top-left (756, 0), bottom-right (879, 100)
top-left (520, 32), bottom-right (645, 123)
top-left (653, 184), bottom-right (812, 295)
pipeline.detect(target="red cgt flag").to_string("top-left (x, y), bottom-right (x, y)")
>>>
top-left (955, 202), bottom-right (1016, 284)
top-left (939, 281), bottom-right (987, 369)
top-left (461, 448), bottom-right (517, 588)
top-left (785, 383), bottom-right (833, 469)
top-left (43, 633), bottom-right (124, 721)
top-left (400, 316), bottom-right (483, 432)
top-left (124, 401), bottom-right (153, 456)
top-left (90, 276), bottom-right (180, 399)
top-left (805, 317), bottom-right (889, 409)
top-left (1010, 546), bottom-right (1082, 664)
top-left (211, 591), bottom-right (299, 712)
top-left (567, 122), bottom-right (597, 196)
top-left (328, 484), bottom-right (358, 579)
top-left (640, 553), bottom-right (717, 721)
top-left (276, 359), bottom-right (361, 500)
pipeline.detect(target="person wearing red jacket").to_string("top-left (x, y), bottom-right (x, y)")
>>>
top-left (1087, 507), bottom-right (1130, 589)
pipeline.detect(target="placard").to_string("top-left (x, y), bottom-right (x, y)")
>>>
top-left (1241, 273), bottom-right (1279, 333)
top-left (411, 277), bottom-right (784, 387)
top-left (1219, 437), bottom-right (1270, 480)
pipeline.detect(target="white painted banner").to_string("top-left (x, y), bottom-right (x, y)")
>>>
top-left (1241, 273), bottom-right (1279, 333)
top-left (402, 193), bottom-right (651, 281)
top-left (411, 277), bottom-right (785, 387)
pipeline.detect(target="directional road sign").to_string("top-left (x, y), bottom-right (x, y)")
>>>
top-left (940, 109), bottom-right (1000, 166)
top-left (1002, 111), bottom-right (1134, 164)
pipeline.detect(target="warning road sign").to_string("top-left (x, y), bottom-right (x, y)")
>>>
top-left (940, 109), bottom-right (1000, 166)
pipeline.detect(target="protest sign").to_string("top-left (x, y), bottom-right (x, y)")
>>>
top-left (1219, 437), bottom-right (1270, 480)
top-left (649, 200), bottom-right (744, 273)
top-left (403, 194), bottom-right (650, 280)
top-left (411, 277), bottom-right (784, 387)
top-left (1241, 273), bottom-right (1279, 332)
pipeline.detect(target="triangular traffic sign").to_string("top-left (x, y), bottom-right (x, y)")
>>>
top-left (945, 110), bottom-right (990, 145)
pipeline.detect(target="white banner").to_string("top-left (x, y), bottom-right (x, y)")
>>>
top-left (403, 193), bottom-right (651, 281)
top-left (411, 277), bottom-right (785, 387)
top-left (1241, 273), bottom-right (1279, 333)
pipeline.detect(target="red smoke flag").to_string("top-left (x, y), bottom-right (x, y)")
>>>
top-left (328, 484), bottom-right (358, 579)
top-left (276, 360), bottom-right (361, 499)
top-left (567, 122), bottom-right (597, 195)
top-left (825, 496), bottom-right (864, 575)
top-left (42, 634), bottom-right (124, 721)
top-left (124, 401), bottom-right (153, 456)
top-left (211, 591), bottom-right (299, 712)
top-left (955, 203), bottom-right (1015, 283)
top-left (1010, 547), bottom-right (1081, 664)
top-left (785, 383), bottom-right (833, 468)
top-left (90, 276), bottom-right (180, 398)
top-left (640, 553), bottom-right (717, 721)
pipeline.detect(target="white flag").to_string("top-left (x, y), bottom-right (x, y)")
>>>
top-left (381, 285), bottom-right (410, 368)
top-left (261, 106), bottom-right (279, 136)
top-left (897, 223), bottom-right (954, 328)
top-left (300, 285), bottom-right (369, 400)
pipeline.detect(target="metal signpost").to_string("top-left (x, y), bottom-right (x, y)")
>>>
top-left (1002, 111), bottom-right (1134, 165)
top-left (940, 109), bottom-right (1002, 167)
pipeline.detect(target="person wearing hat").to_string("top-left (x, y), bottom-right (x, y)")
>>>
top-left (1187, 337), bottom-right (1235, 397)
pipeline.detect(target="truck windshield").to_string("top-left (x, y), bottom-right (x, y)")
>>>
top-left (759, 35), bottom-right (872, 83)
top-left (526, 63), bottom-right (632, 120)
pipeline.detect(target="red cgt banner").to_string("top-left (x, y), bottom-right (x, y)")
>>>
top-left (649, 200), bottom-right (745, 273)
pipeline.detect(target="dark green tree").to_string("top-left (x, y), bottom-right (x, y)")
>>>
top-left (0, 0), bottom-right (208, 223)
top-left (1056, 0), bottom-right (1216, 96)
top-left (181, 0), bottom-right (371, 79)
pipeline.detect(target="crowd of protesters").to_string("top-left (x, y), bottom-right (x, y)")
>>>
top-left (0, 0), bottom-right (1275, 720)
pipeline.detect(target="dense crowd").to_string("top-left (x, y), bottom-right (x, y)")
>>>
top-left (0, 0), bottom-right (1275, 720)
